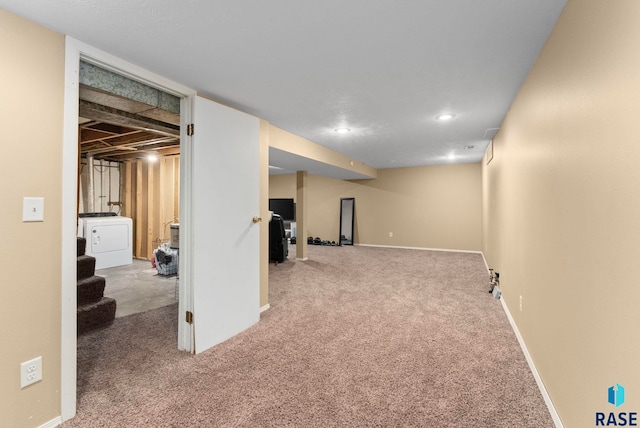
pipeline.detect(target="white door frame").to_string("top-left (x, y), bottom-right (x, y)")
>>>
top-left (62, 37), bottom-right (196, 421)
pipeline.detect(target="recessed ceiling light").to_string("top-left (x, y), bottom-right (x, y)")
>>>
top-left (435, 113), bottom-right (456, 121)
top-left (146, 153), bottom-right (158, 162)
top-left (334, 127), bottom-right (351, 134)
top-left (447, 153), bottom-right (456, 160)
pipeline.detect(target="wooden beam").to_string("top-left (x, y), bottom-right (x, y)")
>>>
top-left (135, 160), bottom-right (143, 258)
top-left (123, 161), bottom-right (133, 219)
top-left (82, 135), bottom-right (176, 149)
top-left (81, 129), bottom-right (144, 145)
top-left (79, 100), bottom-right (180, 137)
top-left (147, 162), bottom-right (155, 259)
top-left (159, 158), bottom-right (167, 243)
top-left (157, 147), bottom-right (181, 156)
top-left (173, 157), bottom-right (180, 223)
top-left (103, 146), bottom-right (180, 161)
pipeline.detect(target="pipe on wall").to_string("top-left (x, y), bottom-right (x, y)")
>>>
top-left (87, 154), bottom-right (95, 213)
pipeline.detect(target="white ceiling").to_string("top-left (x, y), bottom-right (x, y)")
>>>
top-left (1, 0), bottom-right (567, 174)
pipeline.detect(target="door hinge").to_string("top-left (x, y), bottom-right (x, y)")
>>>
top-left (186, 123), bottom-right (194, 136)
top-left (185, 311), bottom-right (193, 324)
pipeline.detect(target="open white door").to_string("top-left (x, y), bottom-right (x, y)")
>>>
top-left (186, 95), bottom-right (261, 353)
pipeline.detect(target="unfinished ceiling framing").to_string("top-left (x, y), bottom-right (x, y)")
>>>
top-left (79, 61), bottom-right (180, 162)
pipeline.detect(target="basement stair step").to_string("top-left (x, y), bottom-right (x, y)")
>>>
top-left (77, 297), bottom-right (117, 335)
top-left (77, 237), bottom-right (86, 257)
top-left (77, 275), bottom-right (106, 305)
top-left (77, 255), bottom-right (96, 281)
top-left (76, 239), bottom-right (116, 334)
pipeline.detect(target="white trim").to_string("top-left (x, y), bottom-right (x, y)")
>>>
top-left (61, 37), bottom-right (197, 420)
top-left (355, 243), bottom-right (483, 255)
top-left (482, 250), bottom-right (562, 426)
top-left (61, 36), bottom-right (80, 422)
top-left (178, 95), bottom-right (195, 353)
top-left (296, 257), bottom-right (309, 261)
top-left (480, 252), bottom-right (490, 273)
top-left (260, 304), bottom-right (271, 313)
top-left (499, 297), bottom-right (564, 428)
top-left (39, 416), bottom-right (62, 428)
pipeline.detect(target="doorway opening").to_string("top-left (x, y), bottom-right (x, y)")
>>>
top-left (76, 60), bottom-right (181, 327)
top-left (65, 38), bottom-right (264, 421)
top-left (63, 39), bottom-right (198, 421)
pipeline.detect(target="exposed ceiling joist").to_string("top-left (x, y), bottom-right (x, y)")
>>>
top-left (80, 129), bottom-right (144, 145)
top-left (79, 100), bottom-right (179, 137)
top-left (78, 84), bottom-right (181, 161)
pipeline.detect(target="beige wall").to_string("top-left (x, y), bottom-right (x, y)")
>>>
top-left (269, 124), bottom-right (377, 179)
top-left (270, 163), bottom-right (482, 251)
top-left (0, 9), bottom-right (65, 427)
top-left (483, 1), bottom-right (640, 426)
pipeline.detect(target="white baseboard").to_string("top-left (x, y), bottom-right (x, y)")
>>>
top-left (40, 416), bottom-right (62, 428)
top-left (499, 297), bottom-right (564, 428)
top-left (355, 243), bottom-right (483, 255)
top-left (481, 252), bottom-right (490, 273)
top-left (260, 304), bottom-right (270, 313)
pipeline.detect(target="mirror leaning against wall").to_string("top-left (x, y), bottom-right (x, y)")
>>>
top-left (339, 198), bottom-right (355, 245)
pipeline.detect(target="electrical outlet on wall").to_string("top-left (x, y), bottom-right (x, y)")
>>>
top-left (389, 232), bottom-right (393, 238)
top-left (20, 356), bottom-right (42, 388)
top-left (519, 295), bottom-right (523, 312)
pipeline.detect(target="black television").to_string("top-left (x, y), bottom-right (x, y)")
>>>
top-left (269, 198), bottom-right (295, 221)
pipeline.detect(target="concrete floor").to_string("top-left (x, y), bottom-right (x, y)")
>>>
top-left (97, 259), bottom-right (178, 318)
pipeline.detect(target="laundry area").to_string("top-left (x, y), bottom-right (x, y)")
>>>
top-left (76, 61), bottom-right (181, 329)
top-left (96, 259), bottom-right (178, 318)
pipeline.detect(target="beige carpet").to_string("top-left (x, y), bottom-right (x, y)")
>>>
top-left (64, 245), bottom-right (553, 427)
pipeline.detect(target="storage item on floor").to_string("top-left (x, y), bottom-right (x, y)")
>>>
top-left (154, 245), bottom-right (179, 276)
top-left (78, 215), bottom-right (133, 270)
top-left (170, 223), bottom-right (180, 249)
top-left (269, 213), bottom-right (288, 263)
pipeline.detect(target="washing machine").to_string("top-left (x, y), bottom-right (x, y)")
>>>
top-left (78, 215), bottom-right (133, 270)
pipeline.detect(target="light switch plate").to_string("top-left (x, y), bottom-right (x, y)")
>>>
top-left (23, 197), bottom-right (44, 222)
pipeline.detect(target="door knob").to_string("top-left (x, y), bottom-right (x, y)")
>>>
top-left (252, 216), bottom-right (262, 223)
